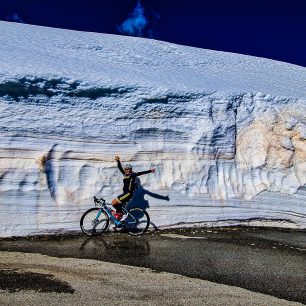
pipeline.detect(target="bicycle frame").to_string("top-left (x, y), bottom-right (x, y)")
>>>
top-left (94, 199), bottom-right (137, 227)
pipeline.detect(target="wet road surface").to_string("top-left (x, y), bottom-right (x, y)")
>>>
top-left (0, 227), bottom-right (305, 304)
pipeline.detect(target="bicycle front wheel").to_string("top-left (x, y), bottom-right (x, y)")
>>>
top-left (124, 208), bottom-right (150, 236)
top-left (80, 208), bottom-right (109, 236)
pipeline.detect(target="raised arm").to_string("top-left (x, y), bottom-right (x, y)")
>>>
top-left (115, 156), bottom-right (125, 175)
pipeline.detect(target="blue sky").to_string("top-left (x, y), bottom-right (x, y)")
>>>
top-left (1, 0), bottom-right (305, 67)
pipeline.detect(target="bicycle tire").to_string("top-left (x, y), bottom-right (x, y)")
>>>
top-left (124, 208), bottom-right (150, 236)
top-left (80, 208), bottom-right (110, 236)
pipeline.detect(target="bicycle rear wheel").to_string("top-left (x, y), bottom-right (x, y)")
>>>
top-left (80, 208), bottom-right (109, 236)
top-left (124, 208), bottom-right (150, 236)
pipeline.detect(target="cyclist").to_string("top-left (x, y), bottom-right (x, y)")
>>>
top-left (111, 156), bottom-right (155, 220)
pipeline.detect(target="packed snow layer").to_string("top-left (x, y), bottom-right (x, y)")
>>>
top-left (0, 21), bottom-right (305, 236)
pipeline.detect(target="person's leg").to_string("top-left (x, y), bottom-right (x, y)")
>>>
top-left (111, 194), bottom-right (131, 220)
top-left (114, 193), bottom-right (131, 210)
top-left (111, 198), bottom-right (123, 213)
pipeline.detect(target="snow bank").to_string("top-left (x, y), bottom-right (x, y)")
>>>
top-left (0, 21), bottom-right (305, 236)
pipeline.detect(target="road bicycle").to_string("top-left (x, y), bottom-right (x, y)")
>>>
top-left (80, 196), bottom-right (150, 236)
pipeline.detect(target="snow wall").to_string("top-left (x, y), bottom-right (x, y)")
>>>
top-left (0, 22), bottom-right (305, 236)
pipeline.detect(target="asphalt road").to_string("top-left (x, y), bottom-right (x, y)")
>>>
top-left (0, 227), bottom-right (305, 304)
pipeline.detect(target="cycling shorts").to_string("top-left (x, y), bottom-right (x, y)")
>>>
top-left (116, 192), bottom-right (133, 204)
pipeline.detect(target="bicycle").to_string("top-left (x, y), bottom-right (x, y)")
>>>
top-left (80, 196), bottom-right (150, 236)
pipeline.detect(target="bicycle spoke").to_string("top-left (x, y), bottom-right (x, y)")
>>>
top-left (80, 208), bottom-right (109, 236)
top-left (124, 208), bottom-right (150, 236)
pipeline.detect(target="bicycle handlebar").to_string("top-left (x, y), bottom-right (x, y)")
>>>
top-left (94, 196), bottom-right (106, 204)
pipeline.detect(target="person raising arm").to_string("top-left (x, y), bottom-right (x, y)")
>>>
top-left (111, 155), bottom-right (155, 220)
